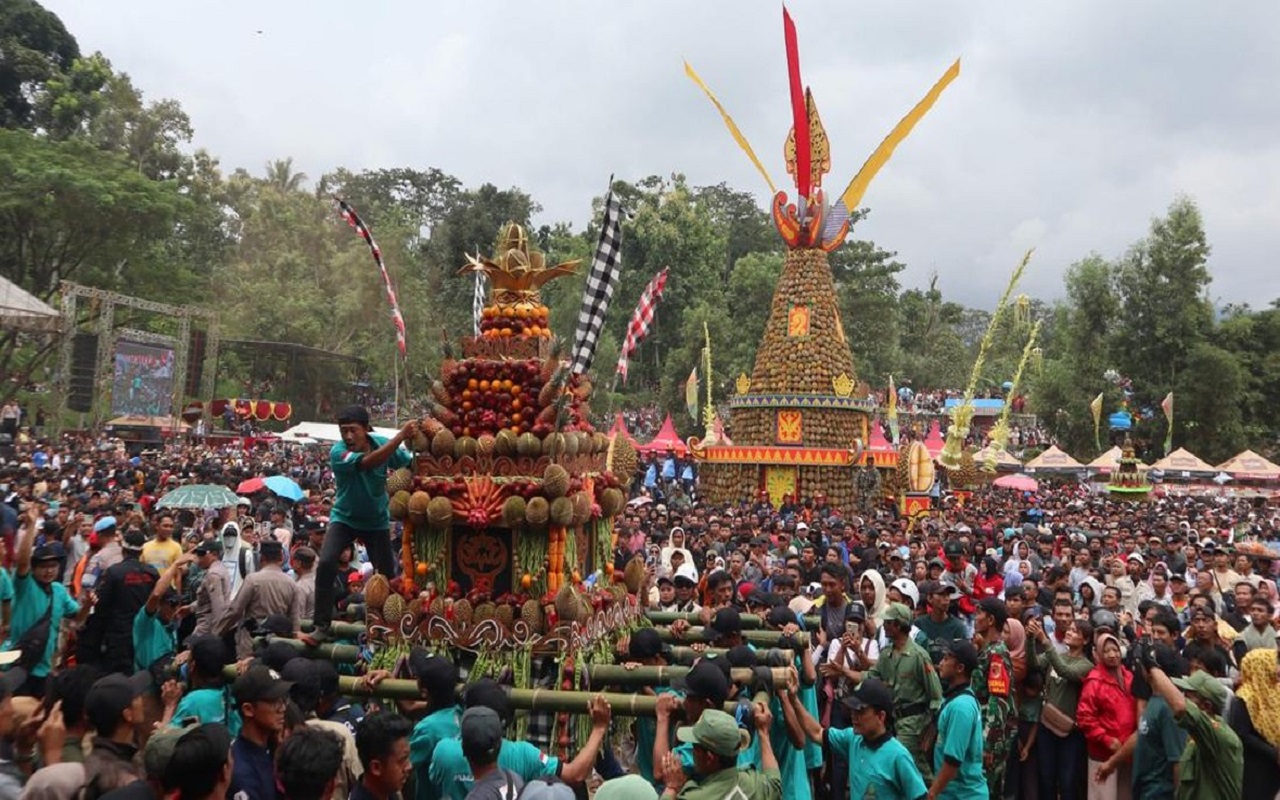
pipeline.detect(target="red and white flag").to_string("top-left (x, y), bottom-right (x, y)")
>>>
top-left (615, 268), bottom-right (670, 381)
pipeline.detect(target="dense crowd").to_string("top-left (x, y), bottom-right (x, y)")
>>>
top-left (0, 407), bottom-right (1275, 800)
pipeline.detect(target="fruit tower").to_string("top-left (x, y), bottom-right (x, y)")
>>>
top-left (370, 223), bottom-right (644, 695)
top-left (687, 12), bottom-right (959, 510)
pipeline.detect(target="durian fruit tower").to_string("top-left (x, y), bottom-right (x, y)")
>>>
top-left (371, 223), bottom-right (642, 671)
top-left (685, 13), bottom-right (957, 511)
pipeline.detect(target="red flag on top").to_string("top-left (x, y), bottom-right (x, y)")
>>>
top-left (336, 198), bottom-right (407, 359)
top-left (615, 268), bottom-right (670, 382)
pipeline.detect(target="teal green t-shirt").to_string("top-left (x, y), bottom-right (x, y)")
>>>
top-left (934, 688), bottom-right (986, 800)
top-left (635, 686), bottom-right (680, 787)
top-left (0, 568), bottom-right (14, 603)
top-left (429, 737), bottom-right (560, 800)
top-left (1131, 695), bottom-right (1186, 800)
top-left (410, 706), bottom-right (460, 800)
top-left (738, 695), bottom-right (810, 800)
top-left (829, 727), bottom-right (928, 800)
top-left (7, 573), bottom-right (78, 677)
top-left (330, 435), bottom-right (412, 530)
top-left (132, 606), bottom-right (175, 672)
top-left (170, 687), bottom-right (241, 738)
top-left (796, 656), bottom-right (822, 770)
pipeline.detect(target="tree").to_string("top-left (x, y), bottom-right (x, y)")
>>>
top-left (896, 275), bottom-right (968, 388)
top-left (690, 182), bottom-right (780, 282)
top-left (264, 158), bottom-right (307, 193)
top-left (1175, 343), bottom-right (1246, 462)
top-left (829, 212), bottom-right (906, 387)
top-left (0, 0), bottom-right (79, 130)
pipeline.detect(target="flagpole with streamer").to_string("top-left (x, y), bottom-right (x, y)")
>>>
top-left (1090, 392), bottom-right (1105, 453)
top-left (887, 375), bottom-right (899, 445)
top-left (702, 320), bottom-right (715, 438)
top-left (1161, 392), bottom-right (1174, 455)
top-left (984, 320), bottom-right (1040, 472)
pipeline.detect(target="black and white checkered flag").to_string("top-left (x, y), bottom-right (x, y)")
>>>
top-left (571, 189), bottom-right (625, 374)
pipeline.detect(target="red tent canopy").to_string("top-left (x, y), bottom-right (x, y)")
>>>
top-left (924, 421), bottom-right (945, 457)
top-left (608, 413), bottom-right (638, 444)
top-left (638, 414), bottom-right (687, 455)
top-left (867, 421), bottom-right (893, 452)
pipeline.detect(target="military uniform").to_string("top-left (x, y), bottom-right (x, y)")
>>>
top-left (970, 641), bottom-right (1017, 798)
top-left (675, 766), bottom-right (782, 800)
top-left (869, 637), bottom-right (942, 781)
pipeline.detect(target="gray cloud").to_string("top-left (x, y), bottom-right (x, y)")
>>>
top-left (43, 0), bottom-right (1280, 307)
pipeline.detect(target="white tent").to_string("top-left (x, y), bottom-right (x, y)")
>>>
top-left (0, 277), bottom-right (60, 333)
top-left (278, 421), bottom-right (401, 444)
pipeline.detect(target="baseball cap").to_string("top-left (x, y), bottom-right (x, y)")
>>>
top-left (628, 629), bottom-right (665, 661)
top-left (942, 639), bottom-right (980, 673)
top-left (93, 516), bottom-right (118, 533)
top-left (1172, 670), bottom-right (1228, 713)
top-left (347, 571), bottom-right (364, 586)
top-left (460, 706), bottom-right (505, 761)
top-left (1169, 573), bottom-right (1188, 583)
top-left (236, 497), bottom-right (252, 507)
top-left (336, 405), bottom-right (372, 431)
top-left (260, 614), bottom-right (294, 638)
top-left (121, 530), bottom-right (146, 552)
top-left (928, 557), bottom-right (946, 570)
top-left (232, 665), bottom-right (293, 705)
top-left (595, 775), bottom-right (660, 800)
top-left (257, 639), bottom-right (300, 673)
top-left (920, 580), bottom-right (957, 597)
top-left (676, 709), bottom-right (749, 757)
top-left (670, 658), bottom-right (731, 704)
top-left (144, 719), bottom-right (201, 781)
top-left (32, 542), bottom-right (65, 563)
top-left (795, 522), bottom-right (809, 532)
top-left (673, 564), bottom-right (699, 585)
top-left (890, 578), bottom-right (919, 607)
top-left (841, 676), bottom-right (895, 716)
top-left (976, 597), bottom-right (1009, 626)
top-left (193, 538), bottom-right (223, 555)
top-left (943, 541), bottom-right (964, 557)
top-left (408, 648), bottom-right (459, 692)
top-left (845, 602), bottom-right (867, 623)
top-left (1126, 552), bottom-right (1145, 564)
top-left (882, 602), bottom-right (913, 628)
top-left (86, 672), bottom-right (153, 733)
top-left (702, 608), bottom-right (743, 641)
top-left (764, 605), bottom-right (797, 629)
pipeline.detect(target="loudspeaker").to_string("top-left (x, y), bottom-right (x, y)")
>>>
top-left (185, 329), bottom-right (206, 397)
top-left (67, 332), bottom-right (98, 412)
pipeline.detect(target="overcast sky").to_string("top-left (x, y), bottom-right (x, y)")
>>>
top-left (42, 1), bottom-right (1280, 307)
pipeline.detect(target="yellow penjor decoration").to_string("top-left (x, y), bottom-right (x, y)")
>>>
top-left (940, 250), bottom-right (1032, 470)
top-left (984, 320), bottom-right (1041, 473)
top-left (701, 322), bottom-right (716, 439)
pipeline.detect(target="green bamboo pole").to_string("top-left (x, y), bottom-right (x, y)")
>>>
top-left (653, 628), bottom-right (807, 649)
top-left (644, 610), bottom-right (821, 629)
top-left (298, 621), bottom-right (370, 639)
top-left (585, 664), bottom-right (789, 688)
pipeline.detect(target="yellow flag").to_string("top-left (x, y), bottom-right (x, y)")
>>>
top-left (1090, 392), bottom-right (1104, 451)
top-left (684, 61), bottom-right (778, 195)
top-left (685, 366), bottom-right (700, 422)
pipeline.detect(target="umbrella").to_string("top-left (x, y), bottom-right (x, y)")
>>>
top-left (627, 496), bottom-right (653, 507)
top-left (993, 473), bottom-right (1039, 492)
top-left (262, 475), bottom-right (304, 502)
top-left (237, 477), bottom-right (266, 494)
top-left (157, 484), bottom-right (242, 510)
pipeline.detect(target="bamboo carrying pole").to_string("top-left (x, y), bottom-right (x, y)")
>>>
top-left (653, 628), bottom-right (808, 649)
top-left (644, 611), bottom-right (821, 629)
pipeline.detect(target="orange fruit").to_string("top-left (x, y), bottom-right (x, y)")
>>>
top-left (510, 385), bottom-right (521, 395)
top-left (479, 380), bottom-right (490, 392)
top-left (521, 573), bottom-right (533, 589)
top-left (500, 327), bottom-right (513, 337)
top-left (467, 379), bottom-right (478, 390)
top-left (416, 562), bottom-right (429, 576)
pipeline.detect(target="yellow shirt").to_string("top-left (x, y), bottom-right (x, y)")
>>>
top-left (141, 538), bottom-right (183, 572)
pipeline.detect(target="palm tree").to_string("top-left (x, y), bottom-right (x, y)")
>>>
top-left (264, 158), bottom-right (307, 192)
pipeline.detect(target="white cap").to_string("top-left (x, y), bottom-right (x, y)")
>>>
top-left (890, 578), bottom-right (920, 608)
top-left (795, 522), bottom-right (809, 532)
top-left (1126, 552), bottom-right (1145, 564)
top-left (674, 563), bottom-right (699, 584)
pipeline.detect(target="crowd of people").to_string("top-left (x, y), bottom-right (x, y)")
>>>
top-left (0, 405), bottom-right (1275, 799)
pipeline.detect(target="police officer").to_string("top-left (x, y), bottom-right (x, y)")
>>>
top-left (869, 601), bottom-right (943, 781)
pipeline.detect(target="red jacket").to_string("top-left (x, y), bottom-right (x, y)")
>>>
top-left (1075, 663), bottom-right (1137, 761)
top-left (973, 573), bottom-right (1004, 600)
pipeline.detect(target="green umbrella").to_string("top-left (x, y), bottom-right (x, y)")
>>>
top-left (156, 483), bottom-right (241, 510)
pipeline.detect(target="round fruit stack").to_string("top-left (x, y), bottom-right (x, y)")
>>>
top-left (478, 303), bottom-right (551, 339)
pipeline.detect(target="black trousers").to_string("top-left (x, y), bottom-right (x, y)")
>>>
top-left (313, 521), bottom-right (396, 628)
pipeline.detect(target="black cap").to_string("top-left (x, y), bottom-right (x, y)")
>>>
top-left (312, 661), bottom-right (340, 697)
top-left (86, 672), bottom-right (153, 733)
top-left (462, 678), bottom-right (512, 723)
top-left (187, 635), bottom-right (231, 677)
top-left (702, 608), bottom-right (743, 641)
top-left (841, 677), bottom-right (895, 716)
top-left (256, 639), bottom-right (299, 672)
top-left (1190, 606), bottom-right (1217, 621)
top-left (336, 405), bottom-right (372, 431)
top-left (845, 602), bottom-right (867, 622)
top-left (232, 665), bottom-right (293, 705)
top-left (281, 659), bottom-right (320, 712)
top-left (31, 542), bottom-right (65, 563)
top-left (656, 575), bottom-right (673, 587)
top-left (122, 530), bottom-right (146, 552)
top-left (942, 639), bottom-right (980, 673)
top-left (671, 658), bottom-right (731, 705)
top-left (976, 597), bottom-right (1009, 628)
top-left (460, 706), bottom-right (504, 761)
top-left (259, 614), bottom-right (295, 638)
top-left (408, 648), bottom-right (459, 692)
top-left (192, 538), bottom-right (223, 556)
top-left (764, 605), bottom-right (797, 629)
top-left (628, 629), bottom-right (664, 660)
top-left (920, 580), bottom-right (957, 597)
top-left (943, 541), bottom-right (964, 557)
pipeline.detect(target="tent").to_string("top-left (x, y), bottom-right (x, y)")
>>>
top-left (1215, 450), bottom-right (1280, 481)
top-left (923, 422), bottom-right (945, 457)
top-left (0, 277), bottom-right (60, 333)
top-left (1024, 445), bottom-right (1084, 471)
top-left (972, 444), bottom-right (1022, 470)
top-left (1149, 448), bottom-right (1216, 477)
top-left (278, 421), bottom-right (400, 444)
top-left (608, 413), bottom-right (639, 445)
top-left (1086, 446), bottom-right (1150, 474)
top-left (637, 414), bottom-right (687, 455)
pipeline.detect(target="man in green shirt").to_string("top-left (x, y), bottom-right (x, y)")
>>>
top-left (659, 707), bottom-right (781, 800)
top-left (928, 640), bottom-right (987, 800)
top-left (870, 601), bottom-right (942, 782)
top-left (406, 649), bottom-right (461, 800)
top-left (1135, 646), bottom-right (1242, 800)
top-left (914, 582), bottom-right (967, 665)
top-left (970, 598), bottom-right (1016, 797)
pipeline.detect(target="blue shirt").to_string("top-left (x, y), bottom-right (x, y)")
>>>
top-left (170, 686), bottom-right (241, 738)
top-left (7, 573), bottom-right (78, 677)
top-left (828, 728), bottom-right (928, 800)
top-left (230, 735), bottom-right (279, 800)
top-left (131, 606), bottom-right (175, 671)
top-left (330, 436), bottom-right (411, 530)
top-left (410, 707), bottom-right (460, 800)
top-left (934, 687), bottom-right (985, 800)
top-left (429, 737), bottom-right (560, 800)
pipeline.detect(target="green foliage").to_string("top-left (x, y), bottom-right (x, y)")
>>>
top-left (0, 0), bottom-right (79, 129)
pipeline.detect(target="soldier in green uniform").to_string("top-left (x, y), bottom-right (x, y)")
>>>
top-left (870, 601), bottom-right (943, 782)
top-left (969, 598), bottom-right (1017, 799)
top-left (658, 706), bottom-right (782, 800)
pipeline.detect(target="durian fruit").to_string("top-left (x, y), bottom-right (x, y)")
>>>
top-left (429, 597), bottom-right (444, 616)
top-left (407, 597), bottom-right (423, 620)
top-left (501, 496), bottom-right (527, 528)
top-left (408, 491), bottom-right (431, 525)
top-left (427, 496), bottom-right (454, 528)
top-left (542, 432), bottom-right (566, 459)
top-left (495, 604), bottom-right (514, 630)
top-left (525, 497), bottom-right (549, 527)
top-left (608, 583), bottom-right (628, 604)
top-left (569, 491), bottom-right (592, 527)
top-left (383, 593), bottom-right (406, 624)
top-left (431, 380), bottom-right (451, 406)
top-left (389, 490), bottom-right (411, 521)
top-left (599, 487), bottom-right (625, 518)
top-left (554, 584), bottom-right (584, 624)
top-left (365, 574), bottom-right (391, 611)
top-left (387, 468), bottom-right (413, 496)
top-left (592, 432), bottom-right (609, 454)
top-left (453, 599), bottom-right (474, 626)
top-left (410, 429), bottom-right (431, 452)
top-left (495, 429), bottom-right (517, 456)
top-left (473, 602), bottom-right (496, 624)
top-left (422, 417), bottom-right (445, 438)
top-left (454, 436), bottom-right (478, 460)
top-left (623, 558), bottom-right (647, 594)
top-left (520, 599), bottom-right (544, 633)
top-left (542, 464), bottom-right (570, 498)
top-left (549, 497), bottom-right (574, 527)
top-left (432, 429), bottom-right (457, 459)
top-left (516, 433), bottom-right (541, 457)
top-left (476, 434), bottom-right (497, 457)
top-left (562, 432), bottom-right (580, 458)
top-left (605, 433), bottom-right (639, 480)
